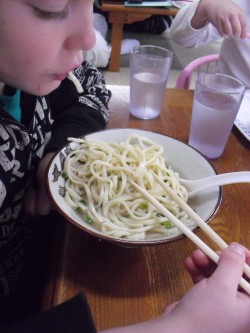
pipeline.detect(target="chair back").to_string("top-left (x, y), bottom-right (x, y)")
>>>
top-left (175, 54), bottom-right (220, 89)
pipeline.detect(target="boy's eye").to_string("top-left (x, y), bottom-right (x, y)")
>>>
top-left (34, 7), bottom-right (69, 21)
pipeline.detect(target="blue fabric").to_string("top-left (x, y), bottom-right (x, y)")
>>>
top-left (0, 89), bottom-right (21, 122)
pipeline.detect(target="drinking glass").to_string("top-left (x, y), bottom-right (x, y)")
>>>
top-left (129, 45), bottom-right (173, 119)
top-left (189, 73), bottom-right (245, 159)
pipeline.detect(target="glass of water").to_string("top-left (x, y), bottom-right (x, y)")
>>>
top-left (129, 45), bottom-right (173, 119)
top-left (189, 73), bottom-right (245, 159)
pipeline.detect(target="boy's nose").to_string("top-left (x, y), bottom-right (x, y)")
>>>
top-left (64, 21), bottom-right (96, 51)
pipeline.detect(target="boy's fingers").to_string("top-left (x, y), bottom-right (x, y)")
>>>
top-left (191, 249), bottom-right (214, 269)
top-left (209, 243), bottom-right (246, 291)
top-left (185, 249), bottom-right (216, 284)
top-left (184, 257), bottom-right (206, 284)
top-left (23, 185), bottom-right (36, 216)
top-left (36, 185), bottom-right (52, 216)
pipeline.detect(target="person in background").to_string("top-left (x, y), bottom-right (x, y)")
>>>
top-left (1, 1), bottom-right (250, 332)
top-left (168, 0), bottom-right (250, 87)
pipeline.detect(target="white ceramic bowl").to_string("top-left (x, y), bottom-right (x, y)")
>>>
top-left (46, 128), bottom-right (221, 246)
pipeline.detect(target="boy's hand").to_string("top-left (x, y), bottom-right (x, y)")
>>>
top-left (159, 243), bottom-right (250, 333)
top-left (23, 152), bottom-right (55, 216)
top-left (184, 243), bottom-right (250, 284)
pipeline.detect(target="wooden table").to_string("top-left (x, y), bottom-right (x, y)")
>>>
top-left (42, 87), bottom-right (250, 331)
top-left (101, 1), bottom-right (178, 71)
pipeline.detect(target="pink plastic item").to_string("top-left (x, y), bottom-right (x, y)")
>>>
top-left (175, 54), bottom-right (220, 89)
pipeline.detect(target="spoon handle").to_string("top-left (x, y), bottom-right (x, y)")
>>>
top-left (181, 171), bottom-right (250, 197)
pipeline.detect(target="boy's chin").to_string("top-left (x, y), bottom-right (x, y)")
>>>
top-left (28, 81), bottom-right (62, 96)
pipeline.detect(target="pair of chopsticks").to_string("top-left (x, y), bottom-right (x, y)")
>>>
top-left (130, 172), bottom-right (250, 294)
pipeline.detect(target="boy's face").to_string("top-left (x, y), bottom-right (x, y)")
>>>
top-left (0, 0), bottom-right (96, 96)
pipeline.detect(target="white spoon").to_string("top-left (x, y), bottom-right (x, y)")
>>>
top-left (180, 171), bottom-right (250, 198)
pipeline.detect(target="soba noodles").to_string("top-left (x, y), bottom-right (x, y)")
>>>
top-left (62, 134), bottom-right (195, 240)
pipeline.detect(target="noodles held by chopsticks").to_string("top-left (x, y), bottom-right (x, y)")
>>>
top-left (63, 134), bottom-right (194, 240)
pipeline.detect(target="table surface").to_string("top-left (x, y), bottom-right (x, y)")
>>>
top-left (42, 87), bottom-right (250, 331)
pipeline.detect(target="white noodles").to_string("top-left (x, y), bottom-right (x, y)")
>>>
top-left (67, 71), bottom-right (83, 93)
top-left (63, 134), bottom-right (195, 240)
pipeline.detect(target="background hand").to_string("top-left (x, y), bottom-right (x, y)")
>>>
top-left (192, 0), bottom-right (248, 38)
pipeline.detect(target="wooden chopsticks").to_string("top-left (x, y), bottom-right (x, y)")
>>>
top-left (129, 173), bottom-right (250, 295)
top-left (150, 171), bottom-right (250, 279)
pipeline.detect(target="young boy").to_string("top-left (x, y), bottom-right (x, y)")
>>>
top-left (169, 0), bottom-right (250, 87)
top-left (0, 0), bottom-right (110, 323)
top-left (1, 1), bottom-right (250, 332)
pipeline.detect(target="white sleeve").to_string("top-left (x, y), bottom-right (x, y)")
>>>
top-left (82, 30), bottom-right (111, 68)
top-left (169, 0), bottom-right (222, 48)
